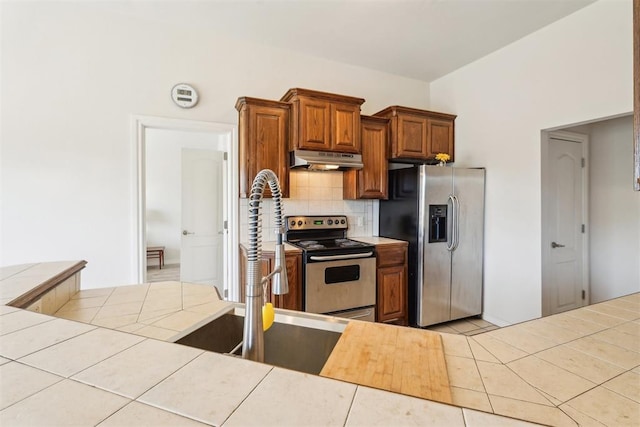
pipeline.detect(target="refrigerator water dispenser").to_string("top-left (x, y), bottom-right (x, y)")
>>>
top-left (428, 204), bottom-right (447, 243)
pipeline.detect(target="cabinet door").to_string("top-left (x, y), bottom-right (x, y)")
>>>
top-left (332, 103), bottom-right (361, 153)
top-left (298, 97), bottom-right (331, 151)
top-left (426, 118), bottom-right (454, 161)
top-left (396, 114), bottom-right (428, 159)
top-left (274, 253), bottom-right (302, 311)
top-left (344, 117), bottom-right (388, 199)
top-left (377, 265), bottom-right (407, 324)
top-left (375, 243), bottom-right (408, 325)
top-left (237, 98), bottom-right (289, 198)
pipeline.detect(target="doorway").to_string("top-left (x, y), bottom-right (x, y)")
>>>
top-left (133, 116), bottom-right (238, 299)
top-left (541, 130), bottom-right (589, 316)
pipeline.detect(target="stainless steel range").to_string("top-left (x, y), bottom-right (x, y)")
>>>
top-left (284, 215), bottom-right (376, 321)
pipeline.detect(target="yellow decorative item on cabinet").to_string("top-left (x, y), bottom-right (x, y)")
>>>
top-left (435, 152), bottom-right (450, 166)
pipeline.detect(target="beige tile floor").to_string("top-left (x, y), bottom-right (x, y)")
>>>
top-left (50, 284), bottom-right (640, 426)
top-left (146, 264), bottom-right (180, 282)
top-left (428, 316), bottom-right (500, 336)
top-left (439, 295), bottom-right (640, 426)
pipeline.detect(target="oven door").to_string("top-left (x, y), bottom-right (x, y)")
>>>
top-left (305, 255), bottom-right (376, 314)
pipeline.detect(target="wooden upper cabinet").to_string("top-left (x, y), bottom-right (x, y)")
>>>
top-left (298, 96), bottom-right (331, 150)
top-left (344, 116), bottom-right (389, 199)
top-left (236, 97), bottom-right (290, 198)
top-left (374, 106), bottom-right (456, 163)
top-left (332, 102), bottom-right (361, 152)
top-left (427, 117), bottom-right (454, 159)
top-left (281, 88), bottom-right (364, 154)
top-left (397, 113), bottom-right (428, 158)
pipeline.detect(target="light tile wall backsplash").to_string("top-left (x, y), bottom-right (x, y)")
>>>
top-left (239, 170), bottom-right (376, 242)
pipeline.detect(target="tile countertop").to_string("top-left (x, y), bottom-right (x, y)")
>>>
top-left (351, 236), bottom-right (408, 246)
top-left (1, 262), bottom-right (639, 426)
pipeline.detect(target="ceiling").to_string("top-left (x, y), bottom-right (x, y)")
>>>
top-left (113, 0), bottom-right (597, 82)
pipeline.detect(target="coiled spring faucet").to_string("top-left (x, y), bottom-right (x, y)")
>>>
top-left (243, 169), bottom-right (289, 362)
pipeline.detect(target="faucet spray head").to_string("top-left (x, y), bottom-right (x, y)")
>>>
top-left (272, 238), bottom-right (289, 295)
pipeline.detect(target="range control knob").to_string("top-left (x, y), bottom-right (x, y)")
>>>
top-left (297, 220), bottom-right (303, 226)
top-left (327, 219), bottom-right (333, 225)
top-left (290, 220), bottom-right (296, 227)
top-left (340, 219), bottom-right (346, 224)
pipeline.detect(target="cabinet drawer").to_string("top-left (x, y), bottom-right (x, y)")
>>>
top-left (376, 244), bottom-right (407, 268)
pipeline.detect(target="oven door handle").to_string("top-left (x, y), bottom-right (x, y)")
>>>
top-left (309, 252), bottom-right (374, 261)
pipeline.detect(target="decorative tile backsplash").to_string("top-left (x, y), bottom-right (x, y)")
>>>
top-left (239, 170), bottom-right (376, 242)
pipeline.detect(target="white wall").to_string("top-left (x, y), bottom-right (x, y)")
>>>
top-left (0, 2), bottom-right (428, 289)
top-left (429, 0), bottom-right (633, 325)
top-left (586, 116), bottom-right (640, 302)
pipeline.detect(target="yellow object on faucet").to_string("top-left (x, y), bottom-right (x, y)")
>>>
top-left (262, 302), bottom-right (275, 331)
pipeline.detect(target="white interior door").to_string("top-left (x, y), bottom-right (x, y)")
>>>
top-left (181, 148), bottom-right (225, 292)
top-left (543, 134), bottom-right (587, 315)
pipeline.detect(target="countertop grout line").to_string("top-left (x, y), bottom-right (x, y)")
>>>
top-left (6, 320), bottom-right (98, 361)
top-left (15, 326), bottom-right (144, 380)
top-left (90, 395), bottom-right (134, 427)
top-left (341, 383), bottom-right (361, 427)
top-left (218, 365), bottom-right (275, 427)
top-left (113, 346), bottom-right (209, 421)
top-left (64, 333), bottom-right (149, 382)
top-left (0, 360), bottom-right (67, 412)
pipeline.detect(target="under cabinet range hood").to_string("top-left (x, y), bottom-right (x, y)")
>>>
top-left (290, 150), bottom-right (364, 171)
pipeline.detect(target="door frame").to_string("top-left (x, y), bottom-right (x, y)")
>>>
top-left (131, 115), bottom-right (239, 299)
top-left (541, 130), bottom-right (589, 316)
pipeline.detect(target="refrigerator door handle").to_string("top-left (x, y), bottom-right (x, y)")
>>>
top-left (447, 195), bottom-right (456, 252)
top-left (452, 195), bottom-right (461, 251)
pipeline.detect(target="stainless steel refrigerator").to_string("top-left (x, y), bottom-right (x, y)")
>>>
top-left (379, 165), bottom-right (485, 327)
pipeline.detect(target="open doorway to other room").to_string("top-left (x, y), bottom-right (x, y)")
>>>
top-left (133, 116), bottom-right (238, 300)
top-left (541, 114), bottom-right (640, 317)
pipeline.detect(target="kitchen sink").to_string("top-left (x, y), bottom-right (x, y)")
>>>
top-left (173, 306), bottom-right (346, 375)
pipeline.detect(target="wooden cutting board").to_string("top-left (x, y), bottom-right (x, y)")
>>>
top-left (320, 321), bottom-right (452, 404)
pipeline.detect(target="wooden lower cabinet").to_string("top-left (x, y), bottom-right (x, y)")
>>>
top-left (376, 243), bottom-right (408, 326)
top-left (239, 243), bottom-right (408, 323)
top-left (239, 246), bottom-right (302, 311)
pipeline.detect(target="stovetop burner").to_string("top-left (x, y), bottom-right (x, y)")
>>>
top-left (297, 240), bottom-right (325, 250)
top-left (289, 237), bottom-right (371, 251)
top-left (284, 215), bottom-right (374, 255)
